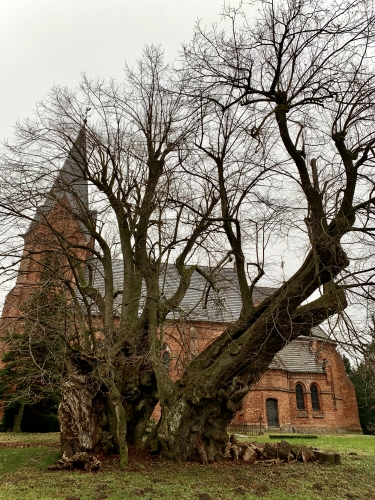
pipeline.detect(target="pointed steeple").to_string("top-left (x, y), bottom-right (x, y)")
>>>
top-left (27, 125), bottom-right (89, 234)
top-left (55, 125), bottom-right (88, 210)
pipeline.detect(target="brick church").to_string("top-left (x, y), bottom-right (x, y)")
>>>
top-left (233, 329), bottom-right (362, 433)
top-left (153, 269), bottom-right (362, 433)
top-left (1, 129), bottom-right (362, 434)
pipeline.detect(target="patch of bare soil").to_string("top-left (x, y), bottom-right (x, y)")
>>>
top-left (0, 441), bottom-right (59, 449)
top-left (94, 445), bottom-right (161, 471)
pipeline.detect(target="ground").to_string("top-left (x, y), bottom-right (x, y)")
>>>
top-left (0, 433), bottom-right (374, 499)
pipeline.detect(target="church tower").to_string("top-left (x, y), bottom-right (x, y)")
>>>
top-left (1, 126), bottom-right (91, 337)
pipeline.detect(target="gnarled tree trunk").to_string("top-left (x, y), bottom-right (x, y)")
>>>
top-left (58, 353), bottom-right (158, 466)
top-left (58, 356), bottom-right (129, 464)
top-left (58, 373), bottom-right (114, 458)
top-left (156, 378), bottom-right (248, 463)
top-left (120, 365), bottom-right (158, 448)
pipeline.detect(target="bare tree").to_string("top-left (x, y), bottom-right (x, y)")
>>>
top-left (3, 0), bottom-right (375, 465)
top-left (0, 47), bottom-right (225, 465)
top-left (144, 0), bottom-right (375, 461)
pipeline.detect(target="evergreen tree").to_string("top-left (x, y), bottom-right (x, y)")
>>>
top-left (0, 254), bottom-right (74, 432)
top-left (344, 349), bottom-right (375, 435)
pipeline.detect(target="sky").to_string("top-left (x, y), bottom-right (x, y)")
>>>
top-left (0, 0), bottom-right (226, 142)
top-left (0, 0), bottom-right (232, 304)
top-left (0, 0), bottom-right (320, 308)
top-left (0, 0), bottom-right (362, 338)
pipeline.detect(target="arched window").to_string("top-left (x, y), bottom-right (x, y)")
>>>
top-left (161, 343), bottom-right (171, 372)
top-left (311, 384), bottom-right (320, 411)
top-left (190, 326), bottom-right (199, 357)
top-left (296, 383), bottom-right (305, 410)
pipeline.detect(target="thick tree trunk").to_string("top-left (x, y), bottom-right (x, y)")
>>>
top-left (12, 403), bottom-right (25, 433)
top-left (121, 367), bottom-right (158, 448)
top-left (58, 353), bottom-right (158, 465)
top-left (59, 373), bottom-right (109, 458)
top-left (156, 378), bottom-right (247, 463)
top-left (157, 405), bottom-right (229, 463)
top-left (58, 372), bottom-right (128, 462)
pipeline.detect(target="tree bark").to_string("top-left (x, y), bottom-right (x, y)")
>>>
top-left (120, 366), bottom-right (158, 448)
top-left (57, 346), bottom-right (159, 465)
top-left (157, 399), bottom-right (229, 463)
top-left (108, 388), bottom-right (128, 467)
top-left (59, 373), bottom-right (107, 458)
top-left (157, 376), bottom-right (248, 463)
top-left (12, 403), bottom-right (25, 433)
top-left (317, 451), bottom-right (341, 465)
top-left (58, 357), bottom-right (128, 462)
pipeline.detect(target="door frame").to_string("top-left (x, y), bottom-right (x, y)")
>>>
top-left (266, 398), bottom-right (279, 427)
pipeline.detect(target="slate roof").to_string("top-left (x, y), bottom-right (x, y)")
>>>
top-left (87, 259), bottom-right (275, 323)
top-left (268, 326), bottom-right (332, 373)
top-left (27, 127), bottom-right (89, 239)
top-left (86, 260), bottom-right (333, 373)
top-left (163, 264), bottom-right (273, 323)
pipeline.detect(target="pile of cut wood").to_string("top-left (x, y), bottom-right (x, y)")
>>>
top-left (227, 435), bottom-right (341, 465)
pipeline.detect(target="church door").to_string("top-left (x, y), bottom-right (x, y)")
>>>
top-left (266, 398), bottom-right (279, 427)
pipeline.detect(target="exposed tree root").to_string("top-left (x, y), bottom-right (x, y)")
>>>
top-left (48, 452), bottom-right (101, 471)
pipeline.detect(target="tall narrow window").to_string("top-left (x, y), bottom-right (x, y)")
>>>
top-left (190, 327), bottom-right (199, 358)
top-left (296, 383), bottom-right (305, 410)
top-left (311, 384), bottom-right (320, 411)
top-left (161, 343), bottom-right (171, 372)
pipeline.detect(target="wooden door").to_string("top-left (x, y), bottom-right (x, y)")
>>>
top-left (266, 398), bottom-right (279, 427)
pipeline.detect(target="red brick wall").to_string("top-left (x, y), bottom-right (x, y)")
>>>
top-left (231, 342), bottom-right (362, 433)
top-left (161, 323), bottom-right (361, 433)
top-left (0, 197), bottom-right (92, 368)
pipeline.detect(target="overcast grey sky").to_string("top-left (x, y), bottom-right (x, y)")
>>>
top-left (0, 0), bottom-right (225, 141)
top-left (0, 1), bottom-right (361, 332)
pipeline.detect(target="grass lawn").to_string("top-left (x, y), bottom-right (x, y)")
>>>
top-left (0, 432), bottom-right (374, 500)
